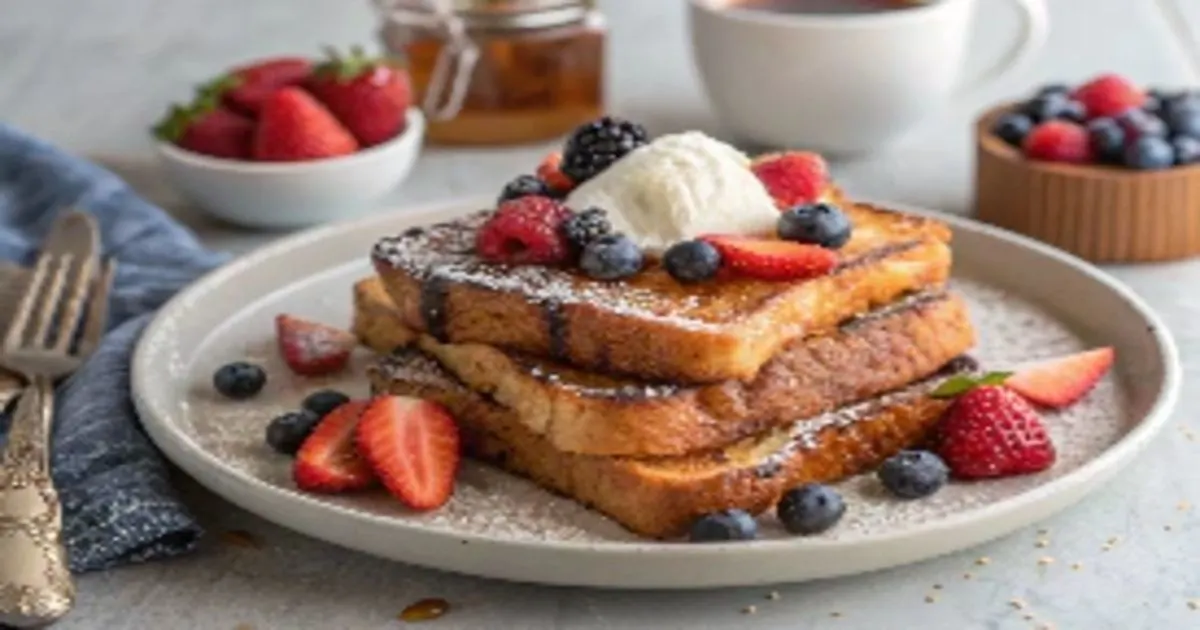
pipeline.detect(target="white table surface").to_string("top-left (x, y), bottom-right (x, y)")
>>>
top-left (7, 0), bottom-right (1200, 628)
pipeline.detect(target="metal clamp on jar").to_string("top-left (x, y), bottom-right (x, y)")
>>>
top-left (375, 0), bottom-right (606, 145)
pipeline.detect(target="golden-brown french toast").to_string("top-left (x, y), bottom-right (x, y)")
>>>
top-left (370, 202), bottom-right (953, 384)
top-left (368, 349), bottom-right (968, 539)
top-left (352, 275), bottom-right (976, 456)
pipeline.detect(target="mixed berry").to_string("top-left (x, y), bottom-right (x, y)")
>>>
top-left (684, 346), bottom-right (1114, 543)
top-left (475, 117), bottom-right (853, 285)
top-left (992, 73), bottom-right (1200, 170)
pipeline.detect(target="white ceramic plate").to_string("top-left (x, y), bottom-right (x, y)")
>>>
top-left (132, 198), bottom-right (1180, 589)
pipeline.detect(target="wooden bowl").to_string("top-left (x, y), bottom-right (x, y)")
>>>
top-left (973, 103), bottom-right (1200, 263)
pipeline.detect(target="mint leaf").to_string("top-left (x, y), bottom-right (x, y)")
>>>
top-left (931, 375), bottom-right (977, 398)
top-left (978, 371), bottom-right (1013, 386)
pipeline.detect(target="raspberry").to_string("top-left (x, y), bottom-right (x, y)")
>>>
top-left (476, 196), bottom-right (571, 265)
top-left (1072, 74), bottom-right (1146, 119)
top-left (1022, 121), bottom-right (1092, 163)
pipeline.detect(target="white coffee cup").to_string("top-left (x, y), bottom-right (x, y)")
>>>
top-left (688, 0), bottom-right (1049, 156)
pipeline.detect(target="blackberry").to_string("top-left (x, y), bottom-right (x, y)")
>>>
top-left (561, 116), bottom-right (649, 183)
top-left (497, 175), bottom-right (551, 205)
top-left (560, 207), bottom-right (613, 255)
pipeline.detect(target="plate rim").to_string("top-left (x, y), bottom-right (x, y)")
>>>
top-left (131, 196), bottom-right (1182, 567)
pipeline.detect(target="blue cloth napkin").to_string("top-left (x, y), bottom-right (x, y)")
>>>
top-left (0, 124), bottom-right (229, 572)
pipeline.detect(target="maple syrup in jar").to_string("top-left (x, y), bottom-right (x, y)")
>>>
top-left (377, 0), bottom-right (606, 145)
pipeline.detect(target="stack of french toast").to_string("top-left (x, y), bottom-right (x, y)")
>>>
top-left (351, 174), bottom-right (981, 538)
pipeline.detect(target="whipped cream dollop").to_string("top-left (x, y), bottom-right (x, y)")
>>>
top-left (565, 131), bottom-right (778, 251)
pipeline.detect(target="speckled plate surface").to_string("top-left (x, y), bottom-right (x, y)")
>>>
top-left (132, 197), bottom-right (1180, 589)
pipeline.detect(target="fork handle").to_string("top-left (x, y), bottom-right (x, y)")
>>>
top-left (0, 377), bottom-right (75, 627)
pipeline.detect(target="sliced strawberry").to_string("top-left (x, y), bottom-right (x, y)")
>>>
top-left (1005, 347), bottom-right (1114, 409)
top-left (294, 400), bottom-right (374, 492)
top-left (355, 395), bottom-right (461, 511)
top-left (700, 235), bottom-right (837, 281)
top-left (932, 377), bottom-right (1056, 479)
top-left (750, 151), bottom-right (830, 209)
top-left (536, 151), bottom-right (575, 194)
top-left (275, 314), bottom-right (356, 376)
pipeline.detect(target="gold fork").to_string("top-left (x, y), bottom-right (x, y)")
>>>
top-left (0, 211), bottom-right (114, 628)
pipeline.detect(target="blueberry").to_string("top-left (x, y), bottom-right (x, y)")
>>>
top-left (497, 175), bottom-right (551, 204)
top-left (1116, 109), bottom-right (1168, 142)
top-left (1161, 92), bottom-right (1200, 120)
top-left (1023, 93), bottom-right (1075, 123)
top-left (777, 203), bottom-right (852, 249)
top-left (776, 484), bottom-right (845, 536)
top-left (1035, 83), bottom-right (1070, 99)
top-left (301, 389), bottom-right (350, 417)
top-left (1166, 106), bottom-right (1200, 139)
top-left (878, 450), bottom-right (950, 500)
top-left (1086, 118), bottom-right (1126, 164)
top-left (1124, 136), bottom-right (1175, 170)
top-left (579, 234), bottom-right (644, 280)
top-left (688, 509), bottom-right (758, 542)
top-left (1173, 136), bottom-right (1200, 165)
top-left (992, 113), bottom-right (1034, 147)
top-left (663, 240), bottom-right (721, 283)
top-left (213, 362), bottom-right (266, 400)
top-left (265, 410), bottom-right (321, 456)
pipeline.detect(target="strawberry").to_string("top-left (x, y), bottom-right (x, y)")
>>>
top-left (305, 46), bottom-right (411, 147)
top-left (275, 314), bottom-right (356, 376)
top-left (1072, 74), bottom-right (1145, 120)
top-left (1005, 347), bottom-right (1114, 409)
top-left (252, 88), bottom-right (360, 161)
top-left (536, 152), bottom-right (575, 194)
top-left (355, 395), bottom-right (461, 511)
top-left (750, 151), bottom-right (830, 209)
top-left (932, 376), bottom-right (1056, 479)
top-left (221, 57), bottom-right (313, 117)
top-left (700, 235), bottom-right (837, 281)
top-left (294, 399), bottom-right (374, 492)
top-left (153, 101), bottom-right (254, 159)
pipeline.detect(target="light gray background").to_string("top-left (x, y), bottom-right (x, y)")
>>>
top-left (6, 0), bottom-right (1200, 628)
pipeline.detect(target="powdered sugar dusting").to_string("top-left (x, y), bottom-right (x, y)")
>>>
top-left (177, 272), bottom-right (1133, 545)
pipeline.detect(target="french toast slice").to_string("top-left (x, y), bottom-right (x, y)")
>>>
top-left (368, 349), bottom-right (968, 539)
top-left (371, 202), bottom-right (953, 383)
top-left (353, 275), bottom-right (976, 456)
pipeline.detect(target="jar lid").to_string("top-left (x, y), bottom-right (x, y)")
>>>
top-left (384, 0), bottom-right (591, 29)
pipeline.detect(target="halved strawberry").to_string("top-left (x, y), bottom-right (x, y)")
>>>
top-left (750, 151), bottom-right (830, 209)
top-left (355, 395), bottom-right (461, 511)
top-left (275, 314), bottom-right (356, 376)
top-left (536, 151), bottom-right (575, 194)
top-left (1005, 347), bottom-right (1115, 409)
top-left (294, 400), bottom-right (374, 492)
top-left (700, 235), bottom-right (837, 281)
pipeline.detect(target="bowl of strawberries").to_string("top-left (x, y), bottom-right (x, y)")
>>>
top-left (153, 47), bottom-right (423, 230)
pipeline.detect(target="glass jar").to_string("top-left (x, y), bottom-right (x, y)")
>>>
top-left (376, 0), bottom-right (606, 145)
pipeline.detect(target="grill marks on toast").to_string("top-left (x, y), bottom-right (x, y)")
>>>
top-left (370, 203), bottom-right (954, 383)
top-left (368, 349), bottom-right (970, 538)
top-left (354, 276), bottom-right (976, 456)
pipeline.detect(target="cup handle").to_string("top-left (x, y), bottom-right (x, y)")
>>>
top-left (955, 0), bottom-right (1050, 97)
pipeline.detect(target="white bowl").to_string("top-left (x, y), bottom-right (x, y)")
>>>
top-left (155, 108), bottom-right (425, 230)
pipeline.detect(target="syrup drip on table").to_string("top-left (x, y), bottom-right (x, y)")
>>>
top-left (399, 598), bottom-right (451, 622)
